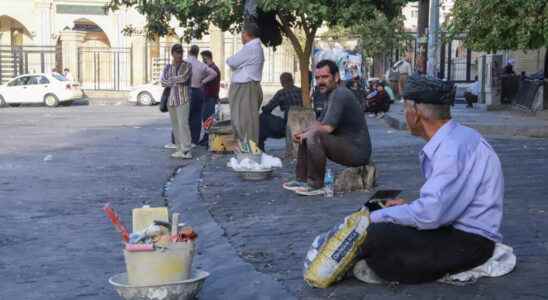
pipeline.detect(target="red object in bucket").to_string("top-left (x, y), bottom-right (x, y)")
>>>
top-left (102, 202), bottom-right (130, 243)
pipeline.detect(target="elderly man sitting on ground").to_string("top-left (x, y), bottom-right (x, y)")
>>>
top-left (357, 74), bottom-right (505, 284)
top-left (283, 60), bottom-right (372, 196)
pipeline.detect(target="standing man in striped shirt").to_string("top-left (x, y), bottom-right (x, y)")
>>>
top-left (226, 22), bottom-right (264, 145)
top-left (161, 44), bottom-right (193, 159)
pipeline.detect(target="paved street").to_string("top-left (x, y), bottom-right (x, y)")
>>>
top-left (1, 104), bottom-right (548, 299)
top-left (0, 105), bottom-right (184, 299)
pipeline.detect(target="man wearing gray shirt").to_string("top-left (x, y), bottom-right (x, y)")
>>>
top-left (186, 45), bottom-right (217, 145)
top-left (283, 60), bottom-right (372, 196)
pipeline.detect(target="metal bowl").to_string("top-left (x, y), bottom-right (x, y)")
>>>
top-left (109, 270), bottom-right (209, 300)
top-left (235, 169), bottom-right (273, 181)
top-left (235, 152), bottom-right (262, 164)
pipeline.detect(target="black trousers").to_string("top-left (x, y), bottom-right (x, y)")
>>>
top-left (296, 131), bottom-right (370, 188)
top-left (361, 223), bottom-right (495, 284)
top-left (464, 92), bottom-right (478, 108)
top-left (189, 88), bottom-right (205, 144)
top-left (258, 112), bottom-right (286, 151)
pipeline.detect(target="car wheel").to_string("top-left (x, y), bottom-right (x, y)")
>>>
top-left (44, 94), bottom-right (60, 107)
top-left (0, 95), bottom-right (6, 107)
top-left (137, 92), bottom-right (154, 106)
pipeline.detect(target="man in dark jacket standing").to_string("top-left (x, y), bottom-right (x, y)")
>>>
top-left (200, 50), bottom-right (222, 146)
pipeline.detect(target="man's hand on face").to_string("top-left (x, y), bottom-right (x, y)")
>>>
top-left (385, 198), bottom-right (406, 207)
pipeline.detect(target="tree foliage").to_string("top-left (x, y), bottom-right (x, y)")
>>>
top-left (108, 0), bottom-right (412, 105)
top-left (447, 0), bottom-right (548, 52)
top-left (354, 11), bottom-right (412, 58)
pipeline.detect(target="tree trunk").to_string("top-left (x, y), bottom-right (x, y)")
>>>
top-left (298, 48), bottom-right (312, 108)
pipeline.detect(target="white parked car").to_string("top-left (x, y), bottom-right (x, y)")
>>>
top-left (0, 73), bottom-right (83, 107)
top-left (128, 80), bottom-right (230, 106)
top-left (128, 81), bottom-right (163, 106)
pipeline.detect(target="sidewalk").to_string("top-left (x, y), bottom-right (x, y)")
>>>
top-left (384, 102), bottom-right (548, 138)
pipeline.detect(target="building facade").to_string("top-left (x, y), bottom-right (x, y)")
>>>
top-left (0, 0), bottom-right (299, 92)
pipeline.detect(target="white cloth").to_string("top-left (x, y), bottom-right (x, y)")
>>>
top-left (397, 60), bottom-right (412, 75)
top-left (226, 38), bottom-right (264, 83)
top-left (439, 243), bottom-right (517, 285)
top-left (466, 81), bottom-right (480, 96)
top-left (227, 153), bottom-right (282, 171)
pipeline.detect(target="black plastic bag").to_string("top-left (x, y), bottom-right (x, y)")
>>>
top-left (159, 87), bottom-right (170, 113)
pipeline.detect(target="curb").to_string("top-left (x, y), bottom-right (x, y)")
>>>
top-left (166, 159), bottom-right (296, 300)
top-left (383, 113), bottom-right (548, 138)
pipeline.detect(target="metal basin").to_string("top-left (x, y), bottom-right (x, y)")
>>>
top-left (235, 169), bottom-right (273, 181)
top-left (109, 270), bottom-right (209, 300)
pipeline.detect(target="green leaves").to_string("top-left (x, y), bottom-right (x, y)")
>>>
top-left (448, 0), bottom-right (548, 52)
top-left (339, 9), bottom-right (411, 57)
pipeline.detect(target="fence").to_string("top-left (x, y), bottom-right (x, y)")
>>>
top-left (0, 45), bottom-right (56, 84)
top-left (382, 34), bottom-right (476, 83)
top-left (78, 47), bottom-right (133, 91)
top-left (439, 37), bottom-right (476, 83)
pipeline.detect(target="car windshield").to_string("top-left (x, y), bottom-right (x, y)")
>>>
top-left (52, 73), bottom-right (68, 81)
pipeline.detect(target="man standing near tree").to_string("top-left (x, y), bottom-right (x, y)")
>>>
top-left (226, 22), bottom-right (265, 144)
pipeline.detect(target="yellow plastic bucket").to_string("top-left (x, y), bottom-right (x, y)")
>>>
top-left (124, 241), bottom-right (195, 286)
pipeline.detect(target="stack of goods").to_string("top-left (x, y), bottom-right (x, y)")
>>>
top-left (103, 204), bottom-right (198, 286)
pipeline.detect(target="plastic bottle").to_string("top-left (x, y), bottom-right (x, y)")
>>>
top-left (324, 168), bottom-right (334, 198)
top-left (214, 104), bottom-right (221, 121)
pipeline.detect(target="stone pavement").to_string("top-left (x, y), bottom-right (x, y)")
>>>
top-left (190, 118), bottom-right (548, 299)
top-left (0, 105), bottom-right (194, 299)
top-left (384, 102), bottom-right (548, 138)
top-left (167, 161), bottom-right (295, 300)
top-left (2, 102), bottom-right (547, 299)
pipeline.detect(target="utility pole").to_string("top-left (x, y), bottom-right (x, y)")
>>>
top-left (427, 0), bottom-right (440, 77)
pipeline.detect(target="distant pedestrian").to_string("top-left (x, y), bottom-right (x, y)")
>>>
top-left (200, 50), bottom-right (221, 146)
top-left (160, 44), bottom-right (193, 159)
top-left (226, 22), bottom-right (265, 145)
top-left (397, 53), bottom-right (413, 101)
top-left (63, 68), bottom-right (73, 81)
top-left (464, 76), bottom-right (480, 108)
top-left (504, 59), bottom-right (516, 75)
top-left (364, 81), bottom-right (391, 118)
top-left (185, 45), bottom-right (217, 146)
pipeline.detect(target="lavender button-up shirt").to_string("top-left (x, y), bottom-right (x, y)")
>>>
top-left (185, 56), bottom-right (217, 89)
top-left (370, 120), bottom-right (504, 242)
